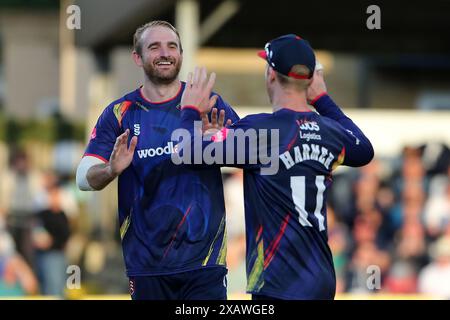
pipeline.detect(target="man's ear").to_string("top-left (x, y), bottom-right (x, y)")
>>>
top-left (268, 67), bottom-right (277, 83)
top-left (132, 50), bottom-right (143, 67)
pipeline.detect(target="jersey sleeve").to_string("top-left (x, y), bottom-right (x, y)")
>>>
top-left (312, 94), bottom-right (374, 167)
top-left (212, 93), bottom-right (240, 123)
top-left (84, 104), bottom-right (122, 163)
top-left (178, 107), bottom-right (265, 170)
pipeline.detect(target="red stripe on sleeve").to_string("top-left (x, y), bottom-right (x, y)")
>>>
top-left (84, 153), bottom-right (109, 163)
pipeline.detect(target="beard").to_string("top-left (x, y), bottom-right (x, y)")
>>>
top-left (142, 56), bottom-right (182, 85)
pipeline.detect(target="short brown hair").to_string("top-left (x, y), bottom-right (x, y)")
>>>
top-left (133, 20), bottom-right (183, 56)
top-left (275, 65), bottom-right (312, 91)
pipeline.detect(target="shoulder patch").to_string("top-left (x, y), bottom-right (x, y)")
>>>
top-left (113, 101), bottom-right (133, 127)
top-left (332, 147), bottom-right (346, 170)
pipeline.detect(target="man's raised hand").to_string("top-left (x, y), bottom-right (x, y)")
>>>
top-left (201, 108), bottom-right (232, 136)
top-left (109, 129), bottom-right (137, 177)
top-left (307, 69), bottom-right (327, 104)
top-left (181, 66), bottom-right (217, 114)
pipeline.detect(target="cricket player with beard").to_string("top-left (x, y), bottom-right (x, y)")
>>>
top-left (76, 21), bottom-right (239, 300)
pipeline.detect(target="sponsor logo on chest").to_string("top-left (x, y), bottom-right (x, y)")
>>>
top-left (137, 141), bottom-right (176, 159)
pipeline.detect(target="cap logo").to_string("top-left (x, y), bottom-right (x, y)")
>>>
top-left (264, 43), bottom-right (273, 60)
top-left (264, 43), bottom-right (276, 67)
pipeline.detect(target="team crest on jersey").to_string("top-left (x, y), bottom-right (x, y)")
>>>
top-left (90, 127), bottom-right (97, 140)
top-left (134, 124), bottom-right (141, 136)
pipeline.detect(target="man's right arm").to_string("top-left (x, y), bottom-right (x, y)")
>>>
top-left (76, 102), bottom-right (137, 191)
top-left (79, 129), bottom-right (137, 190)
top-left (76, 157), bottom-right (117, 191)
top-left (86, 163), bottom-right (117, 191)
top-left (76, 156), bottom-right (106, 191)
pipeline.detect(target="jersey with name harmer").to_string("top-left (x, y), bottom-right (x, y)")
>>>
top-left (84, 83), bottom-right (239, 276)
top-left (180, 94), bottom-right (374, 299)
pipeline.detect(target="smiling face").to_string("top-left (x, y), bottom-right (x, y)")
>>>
top-left (134, 25), bottom-right (183, 85)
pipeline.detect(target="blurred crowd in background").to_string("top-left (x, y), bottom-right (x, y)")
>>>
top-left (326, 143), bottom-right (450, 297)
top-left (1, 140), bottom-right (449, 299)
top-left (0, 148), bottom-right (76, 297)
top-left (225, 142), bottom-right (450, 298)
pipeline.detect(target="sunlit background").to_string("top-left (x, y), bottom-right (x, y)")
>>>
top-left (1, 0), bottom-right (450, 299)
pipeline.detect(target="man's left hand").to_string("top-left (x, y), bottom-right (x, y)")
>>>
top-left (202, 108), bottom-right (232, 137)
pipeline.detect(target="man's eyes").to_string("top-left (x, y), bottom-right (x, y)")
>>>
top-left (148, 44), bottom-right (177, 50)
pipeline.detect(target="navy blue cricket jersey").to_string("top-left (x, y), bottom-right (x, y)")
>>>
top-left (179, 94), bottom-right (374, 299)
top-left (84, 82), bottom-right (239, 276)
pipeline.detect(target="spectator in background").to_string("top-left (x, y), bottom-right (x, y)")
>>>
top-left (401, 147), bottom-right (427, 187)
top-left (384, 220), bottom-right (428, 294)
top-left (34, 171), bottom-right (79, 226)
top-left (383, 260), bottom-right (418, 294)
top-left (345, 241), bottom-right (390, 293)
top-left (327, 206), bottom-right (350, 293)
top-left (352, 213), bottom-right (381, 247)
top-left (0, 149), bottom-right (43, 265)
top-left (390, 148), bottom-right (427, 231)
top-left (394, 220), bottom-right (428, 268)
top-left (375, 182), bottom-right (397, 249)
top-left (418, 236), bottom-right (450, 299)
top-left (427, 162), bottom-right (450, 197)
top-left (354, 160), bottom-right (381, 215)
top-left (328, 170), bottom-right (359, 227)
top-left (32, 171), bottom-right (71, 297)
top-left (424, 174), bottom-right (450, 239)
top-left (0, 213), bottom-right (38, 296)
top-left (345, 212), bottom-right (390, 293)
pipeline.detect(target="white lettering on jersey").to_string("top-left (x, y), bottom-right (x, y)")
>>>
top-left (280, 144), bottom-right (336, 170)
top-left (137, 142), bottom-right (175, 159)
top-left (133, 124), bottom-right (141, 136)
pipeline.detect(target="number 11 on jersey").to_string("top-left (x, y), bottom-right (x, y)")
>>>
top-left (290, 176), bottom-right (326, 231)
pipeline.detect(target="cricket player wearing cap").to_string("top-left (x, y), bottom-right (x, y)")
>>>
top-left (177, 34), bottom-right (374, 299)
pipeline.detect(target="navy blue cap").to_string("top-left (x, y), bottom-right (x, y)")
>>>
top-left (258, 34), bottom-right (316, 79)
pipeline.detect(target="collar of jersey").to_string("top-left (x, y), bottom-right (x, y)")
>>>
top-left (277, 107), bottom-right (315, 114)
top-left (137, 82), bottom-right (185, 106)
